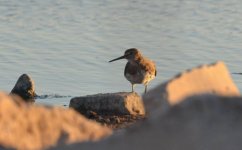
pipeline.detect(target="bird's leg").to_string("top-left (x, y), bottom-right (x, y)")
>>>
top-left (145, 84), bottom-right (148, 93)
top-left (131, 84), bottom-right (134, 93)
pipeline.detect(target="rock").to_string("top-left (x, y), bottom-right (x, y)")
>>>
top-left (86, 111), bottom-right (98, 118)
top-left (105, 118), bottom-right (111, 123)
top-left (143, 61), bottom-right (240, 116)
top-left (0, 92), bottom-right (112, 150)
top-left (10, 74), bottom-right (36, 103)
top-left (69, 92), bottom-right (145, 116)
top-left (115, 118), bottom-right (121, 124)
top-left (49, 95), bottom-right (242, 150)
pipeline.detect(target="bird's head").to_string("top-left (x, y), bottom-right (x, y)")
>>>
top-left (109, 48), bottom-right (141, 62)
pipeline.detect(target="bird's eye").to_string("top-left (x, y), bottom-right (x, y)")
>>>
top-left (125, 51), bottom-right (133, 55)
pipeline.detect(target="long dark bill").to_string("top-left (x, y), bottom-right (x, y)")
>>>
top-left (109, 55), bottom-right (126, 62)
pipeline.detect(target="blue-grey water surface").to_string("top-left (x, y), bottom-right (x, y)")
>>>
top-left (1, 0), bottom-right (242, 106)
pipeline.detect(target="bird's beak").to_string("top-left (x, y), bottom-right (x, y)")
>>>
top-left (109, 55), bottom-right (127, 62)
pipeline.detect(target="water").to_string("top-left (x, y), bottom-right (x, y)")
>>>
top-left (1, 0), bottom-right (242, 106)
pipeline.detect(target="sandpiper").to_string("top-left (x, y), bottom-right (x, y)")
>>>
top-left (109, 48), bottom-right (157, 93)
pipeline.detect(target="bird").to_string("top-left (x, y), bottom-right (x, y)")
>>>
top-left (109, 48), bottom-right (157, 93)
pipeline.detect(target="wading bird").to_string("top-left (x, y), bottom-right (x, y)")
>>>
top-left (109, 48), bottom-right (156, 93)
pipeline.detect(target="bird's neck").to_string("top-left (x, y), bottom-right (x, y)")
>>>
top-left (128, 56), bottom-right (144, 64)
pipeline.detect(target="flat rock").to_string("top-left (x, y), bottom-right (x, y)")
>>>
top-left (69, 92), bottom-right (145, 116)
top-left (10, 74), bottom-right (36, 103)
top-left (50, 95), bottom-right (242, 150)
top-left (143, 61), bottom-right (240, 116)
top-left (0, 92), bottom-right (112, 150)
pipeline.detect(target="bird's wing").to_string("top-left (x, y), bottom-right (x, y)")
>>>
top-left (140, 59), bottom-right (157, 76)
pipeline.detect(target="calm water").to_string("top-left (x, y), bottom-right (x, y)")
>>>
top-left (1, 0), bottom-right (242, 106)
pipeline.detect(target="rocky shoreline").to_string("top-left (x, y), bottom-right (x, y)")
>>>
top-left (0, 61), bottom-right (241, 150)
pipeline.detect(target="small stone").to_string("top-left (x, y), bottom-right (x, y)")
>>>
top-left (105, 118), bottom-right (111, 123)
top-left (115, 118), bottom-right (121, 124)
top-left (110, 117), bottom-right (116, 123)
top-left (90, 111), bottom-right (98, 117)
top-left (86, 111), bottom-right (98, 118)
top-left (131, 115), bottom-right (136, 119)
top-left (98, 116), bottom-right (103, 121)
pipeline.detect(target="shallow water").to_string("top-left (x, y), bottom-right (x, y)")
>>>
top-left (1, 0), bottom-right (242, 106)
